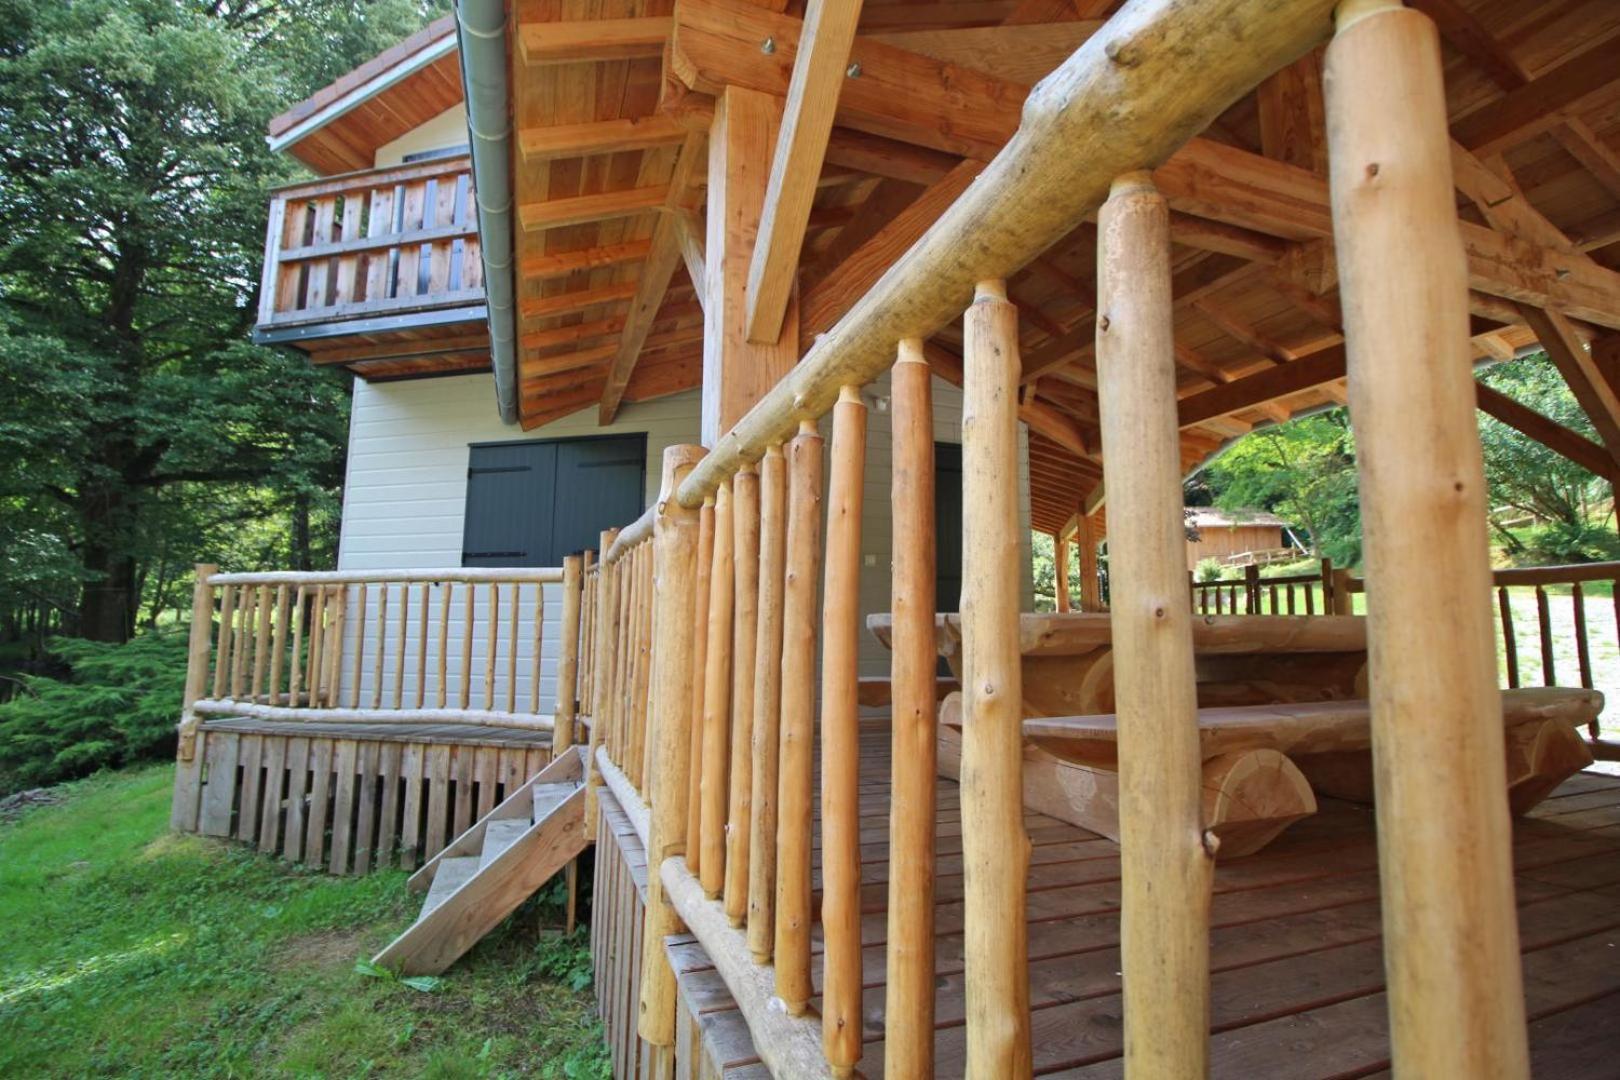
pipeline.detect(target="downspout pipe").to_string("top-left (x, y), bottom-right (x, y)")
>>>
top-left (456, 0), bottom-right (518, 425)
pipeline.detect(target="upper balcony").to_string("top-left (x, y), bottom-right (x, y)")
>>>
top-left (252, 155), bottom-right (491, 379)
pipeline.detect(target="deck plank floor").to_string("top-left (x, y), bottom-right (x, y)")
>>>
top-left (669, 713), bottom-right (1620, 1078)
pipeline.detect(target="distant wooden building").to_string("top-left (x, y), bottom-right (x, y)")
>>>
top-left (1185, 508), bottom-right (1295, 569)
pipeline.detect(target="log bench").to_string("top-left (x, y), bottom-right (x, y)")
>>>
top-left (868, 612), bottom-right (1601, 856)
top-left (934, 687), bottom-right (1601, 858)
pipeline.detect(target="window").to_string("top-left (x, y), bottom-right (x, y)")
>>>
top-left (461, 435), bottom-right (647, 566)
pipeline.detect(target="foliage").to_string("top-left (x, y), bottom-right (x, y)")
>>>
top-left (0, 631), bottom-right (189, 794)
top-left (1195, 557), bottom-right (1226, 583)
top-left (0, 764), bottom-right (609, 1077)
top-left (0, 0), bottom-right (448, 642)
top-left (1198, 410), bottom-right (1363, 567)
top-left (1520, 520), bottom-right (1620, 566)
top-left (1478, 353), bottom-right (1612, 549)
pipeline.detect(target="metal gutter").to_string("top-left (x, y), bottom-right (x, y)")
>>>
top-left (455, 0), bottom-right (519, 424)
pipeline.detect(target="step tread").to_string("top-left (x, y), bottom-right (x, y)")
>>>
top-left (421, 856), bottom-right (480, 917)
top-left (532, 781), bottom-right (578, 823)
top-left (480, 819), bottom-right (531, 870)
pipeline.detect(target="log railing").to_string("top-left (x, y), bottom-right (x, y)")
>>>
top-left (256, 156), bottom-right (483, 329)
top-left (177, 566), bottom-right (587, 764)
top-left (575, 0), bottom-right (1544, 1076)
top-left (1190, 557), bottom-right (1355, 615)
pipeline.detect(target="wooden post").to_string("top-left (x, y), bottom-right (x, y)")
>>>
top-left (886, 339), bottom-right (937, 1078)
top-left (774, 419), bottom-right (823, 1014)
top-left (700, 481), bottom-right (736, 898)
top-left (821, 385), bottom-right (866, 1076)
top-left (213, 584), bottom-right (236, 700)
top-left (588, 527), bottom-right (621, 830)
top-left (638, 445), bottom-right (706, 1048)
top-left (748, 444), bottom-right (787, 962)
top-left (1077, 512), bottom-right (1101, 613)
top-left (726, 466), bottom-right (762, 926)
top-left (1096, 173), bottom-right (1212, 1077)
top-left (960, 280), bottom-right (1032, 1077)
top-left (1054, 535), bottom-right (1071, 613)
top-left (178, 565), bottom-right (217, 757)
top-left (1326, 2), bottom-right (1530, 1074)
top-left (270, 584), bottom-right (289, 705)
top-left (687, 499), bottom-right (716, 874)
top-left (556, 555), bottom-right (584, 750)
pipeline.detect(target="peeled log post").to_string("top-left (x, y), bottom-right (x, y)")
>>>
top-left (748, 444), bottom-right (788, 962)
top-left (774, 420), bottom-right (824, 1014)
top-left (821, 386), bottom-right (867, 1076)
top-left (1054, 536), bottom-right (1071, 613)
top-left (638, 445), bottom-right (706, 1047)
top-left (556, 556), bottom-right (584, 750)
top-left (1077, 512), bottom-right (1102, 613)
top-left (700, 481), bottom-right (736, 898)
top-left (1096, 173), bottom-right (1212, 1076)
top-left (885, 339), bottom-right (938, 1079)
top-left (1326, 2), bottom-right (1529, 1074)
top-left (687, 499), bottom-right (716, 875)
top-left (959, 281), bottom-right (1032, 1077)
top-left (587, 527), bottom-right (620, 829)
top-left (726, 466), bottom-right (762, 926)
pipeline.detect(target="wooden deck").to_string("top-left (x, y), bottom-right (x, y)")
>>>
top-left (656, 713), bottom-right (1620, 1078)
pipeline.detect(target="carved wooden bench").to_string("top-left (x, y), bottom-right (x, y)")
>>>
top-left (868, 612), bottom-right (1600, 856)
top-left (935, 687), bottom-right (1600, 858)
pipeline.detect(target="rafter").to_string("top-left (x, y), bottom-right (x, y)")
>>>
top-left (518, 281), bottom-right (640, 321)
top-left (518, 116), bottom-right (687, 164)
top-left (518, 17), bottom-right (671, 67)
top-left (518, 186), bottom-right (668, 233)
top-left (520, 240), bottom-right (654, 280)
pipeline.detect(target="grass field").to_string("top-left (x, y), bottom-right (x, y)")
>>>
top-left (0, 765), bottom-right (610, 1079)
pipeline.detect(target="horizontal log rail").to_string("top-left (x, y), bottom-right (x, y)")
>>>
top-left (257, 156), bottom-right (484, 329)
top-left (177, 564), bottom-right (584, 756)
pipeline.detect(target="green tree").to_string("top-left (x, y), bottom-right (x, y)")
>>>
top-left (1199, 410), bottom-right (1363, 567)
top-left (1477, 352), bottom-right (1609, 534)
top-left (0, 0), bottom-right (443, 641)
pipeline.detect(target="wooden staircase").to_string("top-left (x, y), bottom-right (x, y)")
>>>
top-left (372, 745), bottom-right (589, 975)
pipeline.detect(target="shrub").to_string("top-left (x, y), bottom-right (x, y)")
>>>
top-left (1195, 557), bottom-right (1226, 583)
top-left (0, 630), bottom-right (189, 795)
top-left (1521, 521), bottom-right (1620, 566)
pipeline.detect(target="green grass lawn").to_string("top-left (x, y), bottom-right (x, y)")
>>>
top-left (0, 765), bottom-right (610, 1079)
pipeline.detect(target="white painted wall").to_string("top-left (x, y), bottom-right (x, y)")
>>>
top-left (373, 105), bottom-right (468, 167)
top-left (331, 370), bottom-right (1034, 706)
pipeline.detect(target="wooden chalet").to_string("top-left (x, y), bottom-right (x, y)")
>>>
top-left (172, 0), bottom-right (1620, 1075)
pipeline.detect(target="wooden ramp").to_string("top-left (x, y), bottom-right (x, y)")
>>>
top-left (373, 746), bottom-right (588, 975)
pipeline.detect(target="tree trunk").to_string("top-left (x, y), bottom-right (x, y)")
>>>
top-left (292, 491), bottom-right (313, 572)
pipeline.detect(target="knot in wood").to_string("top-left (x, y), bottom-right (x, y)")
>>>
top-left (1103, 37), bottom-right (1140, 67)
top-left (1098, 314), bottom-right (1111, 332)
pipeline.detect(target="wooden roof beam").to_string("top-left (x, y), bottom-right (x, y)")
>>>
top-left (519, 186), bottom-right (669, 233)
top-left (518, 18), bottom-right (671, 67)
top-left (518, 281), bottom-right (641, 321)
top-left (520, 239), bottom-right (654, 280)
top-left (1474, 381), bottom-right (1613, 480)
top-left (1451, 40), bottom-right (1620, 158)
top-left (518, 116), bottom-right (688, 165)
top-left (745, 0), bottom-right (867, 345)
top-left (1518, 304), bottom-right (1620, 466)
top-left (599, 132), bottom-right (707, 424)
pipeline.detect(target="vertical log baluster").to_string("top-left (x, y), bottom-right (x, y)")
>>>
top-left (700, 483), bottom-right (736, 896)
top-left (252, 585), bottom-right (272, 701)
top-left (307, 586), bottom-right (326, 708)
top-left (507, 581), bottom-right (520, 714)
top-left (324, 587), bottom-right (347, 707)
top-left (1096, 179), bottom-right (1209, 1077)
top-left (1573, 582), bottom-right (1592, 691)
top-left (532, 582), bottom-right (547, 717)
top-left (1536, 585), bottom-right (1555, 685)
top-left (350, 584), bottom-right (368, 708)
top-left (774, 420), bottom-right (823, 1014)
top-left (588, 528), bottom-right (621, 828)
top-left (288, 585), bottom-right (307, 705)
top-left (886, 339), bottom-right (937, 1078)
top-left (1499, 587), bottom-right (1520, 688)
top-left (637, 445), bottom-right (705, 1050)
top-left (213, 584), bottom-right (236, 700)
top-left (461, 582), bottom-right (475, 709)
top-left (821, 385), bottom-right (866, 1075)
top-left (484, 583), bottom-right (499, 710)
top-left (270, 584), bottom-right (290, 705)
top-left (747, 445), bottom-right (787, 961)
top-left (1327, 3), bottom-right (1530, 1071)
top-left (436, 582), bottom-right (451, 708)
top-left (687, 499), bottom-right (717, 875)
top-left (725, 466), bottom-right (761, 925)
top-left (960, 281), bottom-right (1033, 1077)
top-left (231, 587), bottom-right (251, 699)
top-left (632, 545), bottom-right (657, 790)
top-left (374, 584), bottom-right (390, 709)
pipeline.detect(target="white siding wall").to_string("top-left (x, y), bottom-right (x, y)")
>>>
top-left (331, 371), bottom-right (1034, 705)
top-left (373, 105), bottom-right (468, 167)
